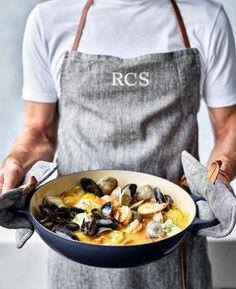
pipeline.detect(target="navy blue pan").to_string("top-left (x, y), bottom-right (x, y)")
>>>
top-left (15, 170), bottom-right (219, 268)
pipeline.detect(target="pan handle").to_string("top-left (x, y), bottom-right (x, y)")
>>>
top-left (190, 217), bottom-right (220, 231)
top-left (188, 192), bottom-right (220, 231)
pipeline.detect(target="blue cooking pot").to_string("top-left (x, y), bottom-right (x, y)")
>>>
top-left (14, 170), bottom-right (219, 268)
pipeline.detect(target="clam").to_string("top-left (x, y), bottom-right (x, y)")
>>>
top-left (52, 223), bottom-right (80, 240)
top-left (138, 202), bottom-right (167, 215)
top-left (80, 178), bottom-right (103, 197)
top-left (136, 185), bottom-right (154, 201)
top-left (154, 187), bottom-right (166, 204)
top-left (97, 176), bottom-right (118, 195)
top-left (72, 212), bottom-right (92, 227)
top-left (125, 219), bottom-right (143, 234)
top-left (111, 186), bottom-right (122, 201)
top-left (153, 212), bottom-right (163, 223)
top-left (43, 196), bottom-right (65, 208)
top-left (131, 210), bottom-right (143, 223)
top-left (146, 221), bottom-right (165, 239)
top-left (130, 200), bottom-right (144, 210)
top-left (114, 206), bottom-right (132, 225)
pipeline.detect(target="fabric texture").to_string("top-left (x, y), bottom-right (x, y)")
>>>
top-left (182, 150), bottom-right (236, 238)
top-left (0, 161), bottom-right (57, 248)
top-left (22, 0), bottom-right (236, 108)
top-left (53, 43), bottom-right (213, 289)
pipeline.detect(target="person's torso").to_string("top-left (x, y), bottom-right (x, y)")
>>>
top-left (35, 0), bottom-right (222, 97)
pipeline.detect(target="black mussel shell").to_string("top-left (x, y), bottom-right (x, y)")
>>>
top-left (164, 194), bottom-right (172, 211)
top-left (96, 227), bottom-right (113, 237)
top-left (64, 221), bottom-right (80, 231)
top-left (122, 184), bottom-right (137, 197)
top-left (129, 184), bottom-right (137, 197)
top-left (95, 218), bottom-right (119, 230)
top-left (101, 202), bottom-right (112, 217)
top-left (81, 219), bottom-right (98, 236)
top-left (91, 209), bottom-right (104, 220)
top-left (52, 223), bottom-right (79, 240)
top-left (80, 178), bottom-right (103, 197)
top-left (154, 187), bottom-right (166, 204)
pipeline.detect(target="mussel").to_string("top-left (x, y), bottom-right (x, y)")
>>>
top-left (52, 223), bottom-right (80, 240)
top-left (154, 187), bottom-right (166, 204)
top-left (95, 218), bottom-right (119, 230)
top-left (81, 219), bottom-right (98, 236)
top-left (164, 195), bottom-right (172, 211)
top-left (119, 184), bottom-right (137, 206)
top-left (91, 208), bottom-right (103, 220)
top-left (97, 176), bottom-right (118, 195)
top-left (95, 227), bottom-right (113, 237)
top-left (80, 178), bottom-right (103, 197)
top-left (146, 221), bottom-right (165, 239)
top-left (101, 202), bottom-right (113, 217)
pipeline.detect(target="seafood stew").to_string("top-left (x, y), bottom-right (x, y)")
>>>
top-left (36, 175), bottom-right (189, 246)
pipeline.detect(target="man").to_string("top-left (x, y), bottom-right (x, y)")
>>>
top-left (0, 0), bottom-right (236, 288)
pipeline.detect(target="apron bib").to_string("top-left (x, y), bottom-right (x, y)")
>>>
top-left (49, 0), bottom-right (212, 288)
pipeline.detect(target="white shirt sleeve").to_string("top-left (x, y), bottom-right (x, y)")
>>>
top-left (203, 6), bottom-right (236, 108)
top-left (22, 5), bottom-right (58, 103)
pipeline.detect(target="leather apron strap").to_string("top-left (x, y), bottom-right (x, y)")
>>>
top-left (71, 0), bottom-right (191, 51)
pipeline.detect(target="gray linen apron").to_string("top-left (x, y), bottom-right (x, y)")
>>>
top-left (49, 0), bottom-right (212, 288)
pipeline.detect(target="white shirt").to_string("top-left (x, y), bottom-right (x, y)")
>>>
top-left (22, 0), bottom-right (236, 107)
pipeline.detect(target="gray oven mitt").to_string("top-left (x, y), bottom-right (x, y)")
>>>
top-left (181, 151), bottom-right (236, 238)
top-left (0, 161), bottom-right (57, 248)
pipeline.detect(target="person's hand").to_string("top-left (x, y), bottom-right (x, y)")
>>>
top-left (0, 158), bottom-right (25, 194)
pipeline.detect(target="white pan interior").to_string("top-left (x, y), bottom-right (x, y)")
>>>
top-left (30, 170), bottom-right (196, 225)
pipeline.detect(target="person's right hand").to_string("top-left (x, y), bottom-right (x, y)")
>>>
top-left (0, 158), bottom-right (25, 195)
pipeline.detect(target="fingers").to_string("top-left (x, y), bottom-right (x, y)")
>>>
top-left (0, 160), bottom-right (24, 195)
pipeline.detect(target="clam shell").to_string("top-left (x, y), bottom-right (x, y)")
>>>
top-left (146, 221), bottom-right (165, 238)
top-left (136, 185), bottom-right (154, 201)
top-left (111, 186), bottom-right (122, 201)
top-left (130, 200), bottom-right (144, 210)
top-left (97, 176), bottom-right (118, 195)
top-left (153, 212), bottom-right (163, 223)
top-left (125, 219), bottom-right (143, 234)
